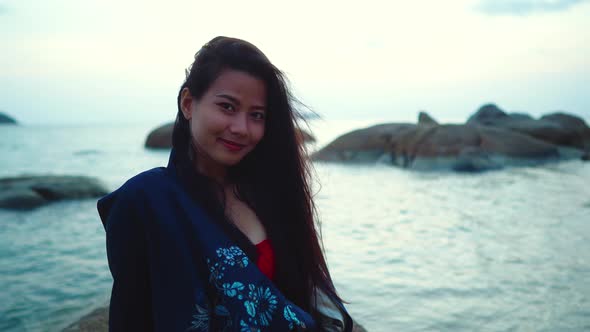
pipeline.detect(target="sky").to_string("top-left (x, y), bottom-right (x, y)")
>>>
top-left (1, 0), bottom-right (589, 125)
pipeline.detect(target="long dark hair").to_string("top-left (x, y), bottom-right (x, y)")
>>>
top-left (172, 36), bottom-right (340, 313)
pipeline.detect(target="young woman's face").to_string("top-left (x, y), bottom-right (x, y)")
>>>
top-left (181, 69), bottom-right (267, 177)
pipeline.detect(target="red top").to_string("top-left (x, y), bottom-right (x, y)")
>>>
top-left (255, 239), bottom-right (275, 281)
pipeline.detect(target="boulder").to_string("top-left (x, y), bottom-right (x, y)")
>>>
top-left (0, 112), bottom-right (17, 124)
top-left (540, 112), bottom-right (590, 150)
top-left (63, 306), bottom-right (368, 332)
top-left (63, 307), bottom-right (109, 332)
top-left (0, 175), bottom-right (108, 210)
top-left (145, 122), bottom-right (317, 149)
top-left (418, 111), bottom-right (438, 126)
top-left (145, 122), bottom-right (174, 149)
top-left (466, 103), bottom-right (509, 125)
top-left (508, 112), bottom-right (534, 121)
top-left (312, 122), bottom-right (565, 171)
top-left (311, 123), bottom-right (417, 162)
top-left (467, 105), bottom-right (590, 151)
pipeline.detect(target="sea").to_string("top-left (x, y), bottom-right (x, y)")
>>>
top-left (1, 121), bottom-right (589, 332)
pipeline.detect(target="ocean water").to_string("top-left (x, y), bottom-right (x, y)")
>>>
top-left (1, 122), bottom-right (589, 332)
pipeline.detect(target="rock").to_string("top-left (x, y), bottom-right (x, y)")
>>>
top-left (541, 112), bottom-right (588, 131)
top-left (466, 103), bottom-right (509, 125)
top-left (145, 122), bottom-right (174, 149)
top-left (311, 123), bottom-right (417, 162)
top-left (467, 105), bottom-right (590, 151)
top-left (540, 112), bottom-right (590, 150)
top-left (313, 122), bottom-right (563, 171)
top-left (508, 112), bottom-right (534, 121)
top-left (0, 112), bottom-right (17, 124)
top-left (145, 122), bottom-right (317, 149)
top-left (63, 306), bottom-right (368, 332)
top-left (396, 124), bottom-right (560, 171)
top-left (63, 307), bottom-right (109, 332)
top-left (582, 153), bottom-right (590, 161)
top-left (0, 175), bottom-right (108, 210)
top-left (418, 111), bottom-right (438, 126)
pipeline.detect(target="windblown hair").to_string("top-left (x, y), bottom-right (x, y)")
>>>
top-left (172, 36), bottom-right (340, 313)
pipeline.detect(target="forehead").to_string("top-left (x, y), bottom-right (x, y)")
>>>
top-left (206, 69), bottom-right (267, 104)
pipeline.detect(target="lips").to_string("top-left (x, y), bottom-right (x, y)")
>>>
top-left (218, 138), bottom-right (246, 152)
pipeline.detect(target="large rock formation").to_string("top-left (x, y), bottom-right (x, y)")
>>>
top-left (468, 104), bottom-right (590, 150)
top-left (146, 122), bottom-right (316, 149)
top-left (313, 104), bottom-right (589, 171)
top-left (0, 176), bottom-right (108, 210)
top-left (0, 112), bottom-right (17, 124)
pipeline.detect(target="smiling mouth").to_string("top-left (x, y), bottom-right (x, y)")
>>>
top-left (218, 138), bottom-right (246, 152)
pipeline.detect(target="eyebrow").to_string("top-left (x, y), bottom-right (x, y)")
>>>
top-left (215, 93), bottom-right (266, 111)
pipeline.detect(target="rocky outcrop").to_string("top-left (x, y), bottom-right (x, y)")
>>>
top-left (0, 112), bottom-right (17, 124)
top-left (418, 111), bottom-right (438, 126)
top-left (313, 104), bottom-right (589, 171)
top-left (0, 176), bottom-right (108, 210)
top-left (311, 123), bottom-right (417, 163)
top-left (145, 122), bottom-right (317, 149)
top-left (63, 307), bottom-right (109, 332)
top-left (145, 122), bottom-right (174, 149)
top-left (313, 123), bottom-right (561, 171)
top-left (63, 306), bottom-right (368, 332)
top-left (468, 104), bottom-right (590, 150)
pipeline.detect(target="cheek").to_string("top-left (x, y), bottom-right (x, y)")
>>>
top-left (252, 124), bottom-right (265, 144)
top-left (191, 112), bottom-right (222, 138)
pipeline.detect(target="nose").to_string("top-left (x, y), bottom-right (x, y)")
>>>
top-left (228, 113), bottom-right (248, 137)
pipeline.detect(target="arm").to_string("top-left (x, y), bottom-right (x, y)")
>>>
top-left (103, 190), bottom-right (154, 331)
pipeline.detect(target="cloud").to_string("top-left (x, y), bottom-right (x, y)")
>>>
top-left (476, 0), bottom-right (589, 15)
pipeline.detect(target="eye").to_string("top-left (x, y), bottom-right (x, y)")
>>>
top-left (217, 102), bottom-right (236, 112)
top-left (251, 111), bottom-right (266, 121)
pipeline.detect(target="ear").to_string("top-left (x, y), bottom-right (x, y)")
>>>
top-left (180, 87), bottom-right (193, 120)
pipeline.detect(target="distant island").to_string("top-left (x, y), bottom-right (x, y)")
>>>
top-left (312, 104), bottom-right (590, 172)
top-left (0, 111), bottom-right (17, 124)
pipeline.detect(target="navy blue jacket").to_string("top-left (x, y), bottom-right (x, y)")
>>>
top-left (98, 152), bottom-right (351, 331)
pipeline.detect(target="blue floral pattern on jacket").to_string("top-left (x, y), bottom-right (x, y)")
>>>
top-left (188, 245), bottom-right (309, 331)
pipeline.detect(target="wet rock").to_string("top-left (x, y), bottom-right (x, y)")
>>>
top-left (0, 175), bottom-right (108, 210)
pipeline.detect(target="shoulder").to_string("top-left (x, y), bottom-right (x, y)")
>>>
top-left (119, 167), bottom-right (173, 195)
top-left (98, 167), bottom-right (177, 225)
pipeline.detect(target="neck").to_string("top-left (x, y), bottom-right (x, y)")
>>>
top-left (191, 145), bottom-right (227, 183)
top-left (195, 157), bottom-right (227, 183)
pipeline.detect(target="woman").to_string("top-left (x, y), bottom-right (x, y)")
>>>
top-left (98, 36), bottom-right (352, 331)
